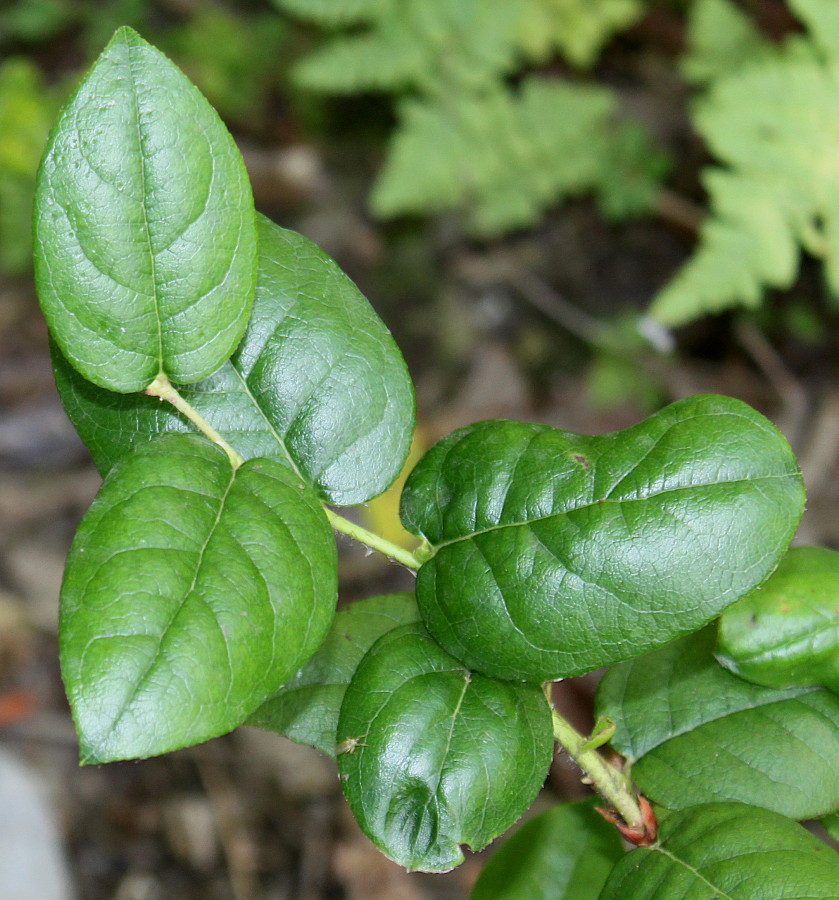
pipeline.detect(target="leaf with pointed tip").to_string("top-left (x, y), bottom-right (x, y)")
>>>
top-left (52, 215), bottom-right (415, 505)
top-left (337, 623), bottom-right (553, 872)
top-left (600, 802), bottom-right (839, 900)
top-left (60, 433), bottom-right (336, 763)
top-left (248, 592), bottom-right (419, 755)
top-left (34, 27), bottom-right (256, 393)
top-left (470, 800), bottom-right (624, 900)
top-left (716, 546), bottom-right (839, 694)
top-left (401, 395), bottom-right (804, 681)
top-left (597, 628), bottom-right (839, 819)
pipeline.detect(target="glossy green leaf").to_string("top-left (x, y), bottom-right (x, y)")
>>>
top-left (34, 27), bottom-right (257, 392)
top-left (716, 546), bottom-right (839, 694)
top-left (600, 802), bottom-right (839, 900)
top-left (52, 215), bottom-right (415, 505)
top-left (597, 628), bottom-right (839, 819)
top-left (248, 593), bottom-right (419, 755)
top-left (470, 800), bottom-right (624, 900)
top-left (823, 812), bottom-right (839, 843)
top-left (337, 623), bottom-right (553, 872)
top-left (60, 433), bottom-right (337, 763)
top-left (402, 395), bottom-right (804, 681)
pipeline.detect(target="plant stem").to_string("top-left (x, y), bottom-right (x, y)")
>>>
top-left (551, 707), bottom-right (644, 830)
top-left (144, 375), bottom-right (425, 571)
top-left (324, 508), bottom-right (422, 570)
top-left (146, 375), bottom-right (245, 468)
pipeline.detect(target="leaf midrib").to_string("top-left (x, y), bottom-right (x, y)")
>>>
top-left (91, 465), bottom-right (237, 756)
top-left (125, 36), bottom-right (164, 379)
top-left (652, 845), bottom-right (737, 900)
top-left (429, 472), bottom-right (797, 549)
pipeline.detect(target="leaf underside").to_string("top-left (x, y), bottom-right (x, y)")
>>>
top-left (403, 394), bottom-right (804, 681)
top-left (60, 433), bottom-right (337, 763)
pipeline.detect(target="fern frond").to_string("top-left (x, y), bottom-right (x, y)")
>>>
top-left (651, 47), bottom-right (839, 324)
top-left (789, 0), bottom-right (839, 59)
top-left (518, 0), bottom-right (646, 69)
top-left (371, 78), bottom-right (663, 237)
top-left (681, 0), bottom-right (774, 85)
top-left (288, 0), bottom-right (527, 94)
top-left (273, 0), bottom-right (388, 28)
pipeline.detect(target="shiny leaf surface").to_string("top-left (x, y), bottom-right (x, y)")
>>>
top-left (402, 395), bottom-right (804, 680)
top-left (470, 800), bottom-right (624, 900)
top-left (716, 545), bottom-right (839, 694)
top-left (597, 628), bottom-right (839, 819)
top-left (337, 623), bottom-right (553, 871)
top-left (61, 433), bottom-right (337, 763)
top-left (34, 27), bottom-right (256, 392)
top-left (600, 802), bottom-right (839, 900)
top-left (53, 215), bottom-right (414, 504)
top-left (248, 593), bottom-right (419, 755)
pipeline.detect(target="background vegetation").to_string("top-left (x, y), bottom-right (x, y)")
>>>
top-left (1, 1), bottom-right (838, 897)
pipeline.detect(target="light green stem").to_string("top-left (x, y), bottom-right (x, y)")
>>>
top-left (551, 707), bottom-right (644, 830)
top-left (146, 375), bottom-right (244, 468)
top-left (324, 509), bottom-right (422, 570)
top-left (145, 375), bottom-right (424, 570)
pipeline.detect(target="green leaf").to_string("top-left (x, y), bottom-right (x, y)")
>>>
top-left (372, 79), bottom-right (663, 237)
top-left (247, 593), bottom-right (419, 755)
top-left (680, 0), bottom-right (774, 86)
top-left (597, 628), bottom-right (839, 819)
top-left (34, 27), bottom-right (257, 393)
top-left (716, 546), bottom-right (839, 694)
top-left (600, 802), bottom-right (839, 900)
top-left (470, 800), bottom-right (624, 900)
top-left (650, 41), bottom-right (839, 325)
top-left (337, 623), bottom-right (553, 871)
top-left (60, 433), bottom-right (337, 763)
top-left (823, 812), bottom-right (839, 842)
top-left (52, 214), bottom-right (415, 505)
top-left (402, 395), bottom-right (804, 681)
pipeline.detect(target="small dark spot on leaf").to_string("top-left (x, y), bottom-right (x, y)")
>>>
top-left (571, 453), bottom-right (590, 469)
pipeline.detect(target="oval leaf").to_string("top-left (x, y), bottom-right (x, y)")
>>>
top-left (52, 215), bottom-right (415, 505)
top-left (597, 628), bottom-right (839, 819)
top-left (401, 395), bottom-right (804, 681)
top-left (60, 433), bottom-right (337, 763)
top-left (337, 623), bottom-right (553, 872)
top-left (34, 27), bottom-right (257, 392)
top-left (470, 800), bottom-right (624, 900)
top-left (601, 802), bottom-right (839, 900)
top-left (716, 545), bottom-right (839, 694)
top-left (247, 592), bottom-right (419, 755)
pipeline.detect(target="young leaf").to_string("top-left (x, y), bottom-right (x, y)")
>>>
top-left (600, 802), bottom-right (839, 900)
top-left (716, 546), bottom-right (839, 694)
top-left (60, 433), bottom-right (337, 763)
top-left (247, 593), bottom-right (419, 756)
top-left (52, 215), bottom-right (415, 505)
top-left (402, 395), bottom-right (804, 681)
top-left (597, 628), bottom-right (839, 819)
top-left (469, 800), bottom-right (624, 900)
top-left (34, 27), bottom-right (257, 392)
top-left (337, 623), bottom-right (553, 872)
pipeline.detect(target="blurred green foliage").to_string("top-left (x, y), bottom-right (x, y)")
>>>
top-left (275, 0), bottom-right (664, 237)
top-left (652, 0), bottom-right (839, 324)
top-left (0, 59), bottom-right (56, 274)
